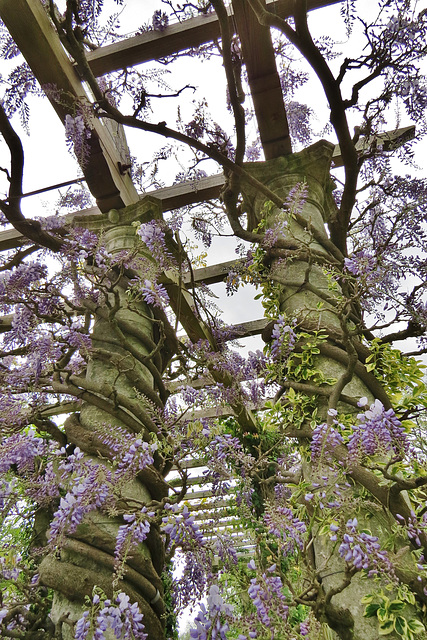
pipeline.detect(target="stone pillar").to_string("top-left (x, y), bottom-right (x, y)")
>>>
top-left (40, 198), bottom-right (168, 640)
top-left (241, 142), bottom-right (404, 639)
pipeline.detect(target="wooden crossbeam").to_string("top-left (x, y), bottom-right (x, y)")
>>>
top-left (0, 173), bottom-right (225, 252)
top-left (0, 125), bottom-right (414, 253)
top-left (86, 0), bottom-right (344, 76)
top-left (0, 0), bottom-right (139, 212)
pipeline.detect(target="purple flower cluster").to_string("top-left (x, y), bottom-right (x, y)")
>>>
top-left (0, 262), bottom-right (47, 303)
top-left (162, 504), bottom-right (204, 549)
top-left (174, 551), bottom-right (207, 610)
top-left (270, 316), bottom-right (297, 362)
top-left (337, 518), bottom-right (394, 577)
top-left (396, 512), bottom-right (423, 548)
top-left (152, 9), bottom-right (169, 31)
top-left (189, 585), bottom-right (233, 640)
top-left (0, 552), bottom-right (22, 581)
top-left (344, 250), bottom-right (381, 286)
top-left (115, 514), bottom-right (151, 568)
top-left (137, 220), bottom-right (171, 270)
top-left (65, 113), bottom-right (91, 165)
top-left (0, 476), bottom-right (16, 510)
top-left (138, 279), bottom-right (170, 308)
top-left (97, 427), bottom-right (157, 478)
top-left (0, 429), bottom-right (45, 474)
top-left (215, 534), bottom-right (238, 567)
top-left (247, 561), bottom-right (289, 628)
top-left (286, 101), bottom-right (313, 146)
top-left (74, 592), bottom-right (147, 640)
top-left (245, 141), bottom-right (261, 162)
top-left (310, 420), bottom-right (344, 463)
top-left (284, 182), bottom-right (309, 216)
top-left (116, 439), bottom-right (157, 476)
top-left (64, 227), bottom-right (100, 262)
top-left (48, 466), bottom-right (111, 544)
top-left (264, 505), bottom-right (307, 552)
top-left (348, 399), bottom-right (409, 461)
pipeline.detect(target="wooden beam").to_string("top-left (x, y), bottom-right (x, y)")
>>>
top-left (0, 127), bottom-right (414, 252)
top-left (0, 0), bottom-right (139, 212)
top-left (0, 173), bottom-right (225, 251)
top-left (86, 0), bottom-right (344, 76)
top-left (232, 0), bottom-right (291, 159)
top-left (331, 125), bottom-right (416, 167)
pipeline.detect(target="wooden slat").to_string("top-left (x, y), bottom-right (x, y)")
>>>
top-left (0, 126), bottom-right (414, 252)
top-left (0, 174), bottom-right (225, 252)
top-left (0, 0), bottom-right (139, 212)
top-left (331, 125), bottom-right (416, 167)
top-left (86, 0), bottom-right (344, 76)
top-left (181, 498), bottom-right (231, 511)
top-left (169, 475), bottom-right (208, 488)
top-left (232, 0), bottom-right (291, 159)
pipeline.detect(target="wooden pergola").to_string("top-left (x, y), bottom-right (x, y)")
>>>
top-left (0, 0), bottom-right (415, 548)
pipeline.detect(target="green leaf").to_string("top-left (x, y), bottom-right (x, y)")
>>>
top-left (407, 620), bottom-right (426, 634)
top-left (364, 603), bottom-right (380, 618)
top-left (318, 524), bottom-right (332, 536)
top-left (387, 601), bottom-right (405, 613)
top-left (361, 593), bottom-right (375, 604)
top-left (394, 616), bottom-right (408, 636)
top-left (378, 620), bottom-right (395, 635)
top-left (377, 607), bottom-right (388, 623)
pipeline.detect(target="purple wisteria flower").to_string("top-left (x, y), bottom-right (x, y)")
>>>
top-left (286, 101), bottom-right (313, 146)
top-left (48, 466), bottom-right (111, 544)
top-left (115, 513), bottom-right (151, 569)
top-left (152, 9), bottom-right (169, 31)
top-left (0, 552), bottom-right (22, 581)
top-left (189, 585), bottom-right (233, 640)
top-left (174, 550), bottom-right (207, 610)
top-left (344, 250), bottom-right (381, 286)
top-left (0, 429), bottom-right (45, 473)
top-left (337, 518), bottom-right (395, 578)
top-left (247, 562), bottom-right (289, 629)
top-left (299, 620), bottom-right (310, 636)
top-left (348, 399), bottom-right (409, 461)
top-left (269, 316), bottom-right (297, 361)
top-left (162, 503), bottom-right (204, 549)
top-left (264, 504), bottom-right (307, 552)
top-left (137, 220), bottom-right (172, 270)
top-left (396, 512), bottom-right (424, 548)
top-left (311, 421), bottom-right (344, 463)
top-left (0, 262), bottom-right (47, 301)
top-left (66, 227), bottom-right (98, 256)
top-left (65, 113), bottom-right (91, 165)
top-left (74, 592), bottom-right (147, 640)
top-left (138, 279), bottom-right (170, 308)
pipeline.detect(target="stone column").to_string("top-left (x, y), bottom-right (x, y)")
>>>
top-left (241, 142), bottom-right (406, 640)
top-left (39, 198), bottom-right (169, 640)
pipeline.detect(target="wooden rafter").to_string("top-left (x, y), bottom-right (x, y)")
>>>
top-left (0, 126), bottom-right (414, 252)
top-left (232, 0), bottom-right (291, 159)
top-left (0, 0), bottom-right (139, 212)
top-left (85, 0), bottom-right (344, 76)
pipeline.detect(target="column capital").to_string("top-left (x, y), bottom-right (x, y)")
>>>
top-left (242, 140), bottom-right (336, 231)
